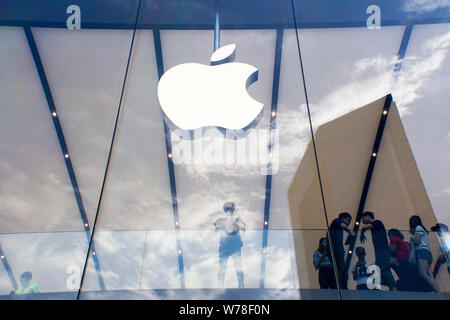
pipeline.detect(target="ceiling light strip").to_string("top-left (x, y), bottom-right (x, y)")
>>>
top-left (23, 26), bottom-right (105, 293)
top-left (344, 25), bottom-right (414, 273)
top-left (153, 28), bottom-right (185, 289)
top-left (259, 28), bottom-right (283, 289)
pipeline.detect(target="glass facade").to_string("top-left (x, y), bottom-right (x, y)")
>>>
top-left (0, 0), bottom-right (449, 300)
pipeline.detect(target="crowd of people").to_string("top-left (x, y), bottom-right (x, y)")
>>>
top-left (313, 211), bottom-right (449, 293)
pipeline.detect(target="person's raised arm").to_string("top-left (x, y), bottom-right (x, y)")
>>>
top-left (360, 225), bottom-right (371, 243)
top-left (236, 218), bottom-right (246, 232)
top-left (361, 223), bottom-right (373, 232)
top-left (341, 223), bottom-right (355, 237)
top-left (213, 219), bottom-right (221, 231)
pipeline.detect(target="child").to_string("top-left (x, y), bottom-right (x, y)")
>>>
top-left (352, 247), bottom-right (372, 290)
top-left (10, 271), bottom-right (39, 296)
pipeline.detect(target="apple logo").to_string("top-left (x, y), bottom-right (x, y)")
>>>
top-left (157, 44), bottom-right (264, 138)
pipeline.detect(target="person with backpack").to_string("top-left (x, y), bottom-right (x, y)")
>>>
top-left (387, 228), bottom-right (422, 291)
top-left (388, 229), bottom-right (410, 272)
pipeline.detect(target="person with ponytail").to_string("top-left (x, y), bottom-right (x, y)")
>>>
top-left (409, 215), bottom-right (441, 292)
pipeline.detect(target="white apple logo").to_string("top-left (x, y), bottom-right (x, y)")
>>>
top-left (157, 44), bottom-right (264, 133)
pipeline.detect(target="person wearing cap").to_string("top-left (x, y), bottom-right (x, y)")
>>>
top-left (213, 202), bottom-right (246, 288)
top-left (431, 223), bottom-right (450, 278)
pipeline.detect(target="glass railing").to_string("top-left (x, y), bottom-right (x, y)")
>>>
top-left (0, 229), bottom-right (448, 300)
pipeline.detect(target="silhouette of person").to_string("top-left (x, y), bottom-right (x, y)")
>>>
top-left (213, 202), bottom-right (246, 288)
top-left (352, 247), bottom-right (373, 290)
top-left (360, 211), bottom-right (396, 290)
top-left (409, 215), bottom-right (441, 292)
top-left (328, 212), bottom-right (355, 289)
top-left (313, 237), bottom-right (337, 289)
top-left (388, 228), bottom-right (423, 291)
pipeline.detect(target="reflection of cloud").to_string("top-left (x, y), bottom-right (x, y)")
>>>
top-left (352, 55), bottom-right (395, 76)
top-left (0, 232), bottom-right (88, 295)
top-left (80, 288), bottom-right (301, 300)
top-left (177, 183), bottom-right (264, 229)
top-left (304, 30), bottom-right (450, 122)
top-left (181, 230), bottom-right (288, 289)
top-left (0, 124), bottom-right (84, 232)
top-left (171, 128), bottom-right (271, 180)
top-left (307, 55), bottom-right (394, 127)
top-left (274, 107), bottom-right (310, 173)
top-left (84, 230), bottom-right (297, 291)
top-left (394, 30), bottom-right (450, 115)
top-left (404, 0), bottom-right (450, 12)
top-left (434, 188), bottom-right (450, 197)
top-left (0, 229), bottom-right (298, 295)
top-left (265, 245), bottom-right (296, 288)
top-left (140, 231), bottom-right (180, 289)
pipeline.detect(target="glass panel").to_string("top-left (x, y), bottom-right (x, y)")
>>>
top-left (342, 230), bottom-right (449, 299)
top-left (32, 27), bottom-right (136, 226)
top-left (78, 229), bottom-right (450, 299)
top-left (431, 230), bottom-right (450, 293)
top-left (264, 230), bottom-right (299, 289)
top-left (293, 11), bottom-right (405, 293)
top-left (81, 230), bottom-right (306, 299)
top-left (79, 0), bottom-right (335, 299)
top-left (0, 26), bottom-right (82, 233)
top-left (140, 231), bottom-right (180, 290)
top-left (82, 231), bottom-right (147, 291)
top-left (88, 29), bottom-right (174, 231)
top-left (0, 233), bottom-right (87, 299)
top-left (163, 28), bottom-right (274, 230)
top-left (78, 26), bottom-right (178, 296)
top-left (181, 230), bottom-right (262, 289)
top-left (396, 23), bottom-right (450, 227)
top-left (292, 0), bottom-right (450, 299)
top-left (0, 26), bottom-right (85, 299)
top-left (391, 22), bottom-right (450, 296)
top-left (292, 230), bottom-right (339, 299)
top-left (9, 0), bottom-right (448, 301)
top-left (0, 0), bottom-right (139, 299)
